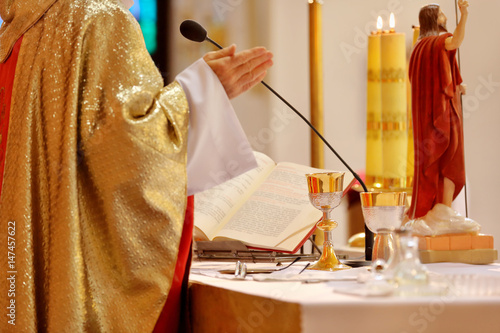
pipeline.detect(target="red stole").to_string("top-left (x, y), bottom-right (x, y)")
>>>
top-left (0, 36), bottom-right (23, 201)
top-left (153, 195), bottom-right (194, 333)
top-left (408, 33), bottom-right (465, 219)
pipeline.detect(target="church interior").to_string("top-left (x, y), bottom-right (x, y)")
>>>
top-left (141, 0), bottom-right (500, 247)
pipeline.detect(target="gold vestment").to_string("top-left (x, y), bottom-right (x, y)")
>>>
top-left (0, 0), bottom-right (189, 332)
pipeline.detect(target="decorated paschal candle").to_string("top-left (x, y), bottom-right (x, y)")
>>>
top-left (365, 16), bottom-right (383, 189)
top-left (380, 13), bottom-right (408, 190)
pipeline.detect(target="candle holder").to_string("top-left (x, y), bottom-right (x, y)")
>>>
top-left (306, 172), bottom-right (351, 271)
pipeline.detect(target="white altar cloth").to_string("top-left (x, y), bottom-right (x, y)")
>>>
top-left (189, 261), bottom-right (500, 333)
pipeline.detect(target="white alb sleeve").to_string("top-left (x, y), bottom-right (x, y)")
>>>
top-left (175, 59), bottom-right (257, 195)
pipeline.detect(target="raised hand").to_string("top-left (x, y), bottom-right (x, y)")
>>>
top-left (203, 45), bottom-right (273, 99)
top-left (458, 0), bottom-right (469, 15)
top-left (445, 0), bottom-right (469, 50)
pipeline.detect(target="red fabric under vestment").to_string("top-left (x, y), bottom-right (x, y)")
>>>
top-left (408, 33), bottom-right (465, 219)
top-left (154, 195), bottom-right (194, 333)
top-left (0, 36), bottom-right (23, 201)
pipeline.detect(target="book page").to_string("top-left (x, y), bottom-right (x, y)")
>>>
top-left (274, 223), bottom-right (315, 253)
top-left (214, 162), bottom-right (326, 251)
top-left (194, 152), bottom-right (276, 240)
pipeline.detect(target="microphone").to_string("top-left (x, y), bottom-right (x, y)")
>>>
top-left (180, 19), bottom-right (223, 48)
top-left (180, 19), bottom-right (374, 261)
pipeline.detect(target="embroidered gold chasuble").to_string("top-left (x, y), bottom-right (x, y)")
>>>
top-left (0, 0), bottom-right (189, 332)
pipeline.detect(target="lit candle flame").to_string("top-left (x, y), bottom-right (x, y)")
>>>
top-left (377, 16), bottom-right (383, 31)
top-left (389, 13), bottom-right (395, 30)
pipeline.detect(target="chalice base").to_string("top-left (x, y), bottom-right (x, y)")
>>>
top-left (308, 244), bottom-right (352, 272)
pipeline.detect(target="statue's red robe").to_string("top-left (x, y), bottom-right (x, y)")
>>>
top-left (408, 33), bottom-right (466, 219)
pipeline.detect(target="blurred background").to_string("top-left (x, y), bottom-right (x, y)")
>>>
top-left (134, 0), bottom-right (499, 252)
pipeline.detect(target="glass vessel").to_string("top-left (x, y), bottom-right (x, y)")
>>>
top-left (384, 228), bottom-right (412, 277)
top-left (372, 228), bottom-right (395, 263)
top-left (360, 192), bottom-right (407, 262)
top-left (393, 235), bottom-right (429, 296)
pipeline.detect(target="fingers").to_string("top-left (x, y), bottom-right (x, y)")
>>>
top-left (230, 47), bottom-right (269, 67)
top-left (203, 44), bottom-right (237, 62)
top-left (225, 70), bottom-right (268, 99)
top-left (235, 49), bottom-right (273, 76)
top-left (225, 50), bottom-right (273, 98)
top-left (241, 71), bottom-right (268, 94)
top-left (458, 0), bottom-right (469, 17)
top-left (203, 45), bottom-right (274, 99)
top-left (234, 55), bottom-right (273, 88)
top-left (460, 84), bottom-right (467, 95)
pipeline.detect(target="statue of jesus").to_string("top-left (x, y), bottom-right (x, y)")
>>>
top-left (407, 1), bottom-right (469, 219)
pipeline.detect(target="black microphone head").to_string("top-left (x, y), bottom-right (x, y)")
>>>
top-left (180, 20), bottom-right (207, 43)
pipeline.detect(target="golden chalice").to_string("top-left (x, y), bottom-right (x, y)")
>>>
top-left (306, 172), bottom-right (351, 271)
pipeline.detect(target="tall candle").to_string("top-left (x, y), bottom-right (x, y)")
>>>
top-left (365, 17), bottom-right (383, 189)
top-left (380, 13), bottom-right (408, 189)
top-left (308, 0), bottom-right (325, 246)
top-left (309, 0), bottom-right (324, 169)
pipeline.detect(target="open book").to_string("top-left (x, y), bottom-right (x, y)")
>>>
top-left (194, 152), bottom-right (356, 253)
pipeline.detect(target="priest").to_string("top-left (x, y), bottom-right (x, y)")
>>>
top-left (0, 0), bottom-right (272, 332)
top-left (408, 1), bottom-right (469, 219)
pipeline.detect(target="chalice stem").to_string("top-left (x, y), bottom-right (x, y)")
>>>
top-left (323, 210), bottom-right (331, 222)
top-left (309, 216), bottom-right (350, 271)
top-left (323, 229), bottom-right (334, 245)
top-left (320, 220), bottom-right (336, 262)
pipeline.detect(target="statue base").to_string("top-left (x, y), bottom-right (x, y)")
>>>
top-left (417, 233), bottom-right (497, 264)
top-left (406, 205), bottom-right (497, 264)
top-left (419, 248), bottom-right (497, 264)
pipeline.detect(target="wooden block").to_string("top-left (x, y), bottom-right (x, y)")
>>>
top-left (429, 236), bottom-right (450, 251)
top-left (417, 234), bottom-right (496, 251)
top-left (469, 249), bottom-right (497, 263)
top-left (471, 234), bottom-right (494, 249)
top-left (417, 235), bottom-right (450, 251)
top-left (417, 236), bottom-right (431, 250)
top-left (450, 234), bottom-right (472, 250)
top-left (419, 249), bottom-right (498, 264)
top-left (419, 250), bottom-right (448, 263)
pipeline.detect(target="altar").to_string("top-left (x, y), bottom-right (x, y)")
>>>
top-left (188, 261), bottom-right (500, 333)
